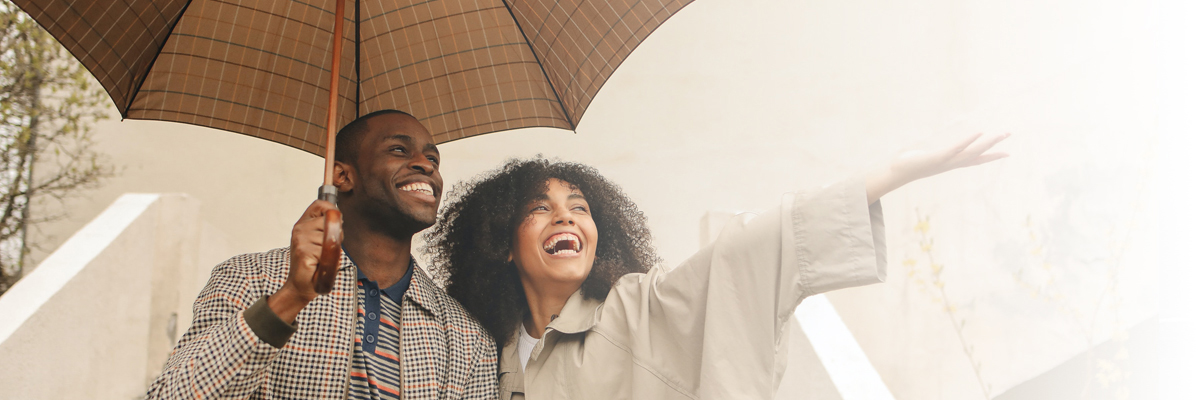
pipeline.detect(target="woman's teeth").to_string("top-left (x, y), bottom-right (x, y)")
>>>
top-left (543, 233), bottom-right (581, 254)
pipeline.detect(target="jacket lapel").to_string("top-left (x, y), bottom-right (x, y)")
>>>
top-left (399, 265), bottom-right (445, 400)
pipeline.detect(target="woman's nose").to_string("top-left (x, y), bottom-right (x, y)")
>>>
top-left (553, 210), bottom-right (575, 225)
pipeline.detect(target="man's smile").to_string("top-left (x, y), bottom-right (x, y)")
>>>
top-left (398, 181), bottom-right (437, 202)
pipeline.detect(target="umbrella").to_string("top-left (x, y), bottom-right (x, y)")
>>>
top-left (13, 0), bottom-right (692, 291)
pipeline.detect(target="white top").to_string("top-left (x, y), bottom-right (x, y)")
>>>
top-left (516, 322), bottom-right (539, 371)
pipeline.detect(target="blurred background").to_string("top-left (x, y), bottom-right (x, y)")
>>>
top-left (1, 0), bottom-right (1193, 398)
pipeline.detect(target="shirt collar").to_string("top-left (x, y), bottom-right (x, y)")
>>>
top-left (345, 254), bottom-right (440, 315)
top-left (545, 288), bottom-right (604, 335)
top-left (354, 258), bottom-right (415, 304)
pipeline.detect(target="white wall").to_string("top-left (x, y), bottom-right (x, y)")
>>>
top-left (0, 194), bottom-right (230, 399)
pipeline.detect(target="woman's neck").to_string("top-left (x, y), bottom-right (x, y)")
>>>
top-left (521, 281), bottom-right (578, 339)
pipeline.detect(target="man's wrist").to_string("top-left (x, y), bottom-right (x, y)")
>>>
top-left (267, 285), bottom-right (312, 324)
top-left (245, 295), bottom-right (299, 348)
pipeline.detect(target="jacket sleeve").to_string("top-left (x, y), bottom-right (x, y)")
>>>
top-left (599, 177), bottom-right (886, 399)
top-left (145, 254), bottom-right (287, 400)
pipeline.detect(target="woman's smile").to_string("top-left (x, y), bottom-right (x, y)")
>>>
top-left (542, 232), bottom-right (582, 257)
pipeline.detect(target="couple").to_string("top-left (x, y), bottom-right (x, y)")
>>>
top-left (146, 110), bottom-right (1007, 399)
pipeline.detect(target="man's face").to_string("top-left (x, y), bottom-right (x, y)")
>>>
top-left (349, 113), bottom-right (443, 231)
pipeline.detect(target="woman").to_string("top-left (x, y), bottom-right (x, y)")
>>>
top-left (426, 133), bottom-right (1008, 399)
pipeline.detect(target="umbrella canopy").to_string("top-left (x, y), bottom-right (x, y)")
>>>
top-left (13, 0), bottom-right (692, 154)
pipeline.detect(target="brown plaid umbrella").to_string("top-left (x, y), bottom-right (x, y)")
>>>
top-left (13, 0), bottom-right (692, 166)
top-left (14, 0), bottom-right (692, 291)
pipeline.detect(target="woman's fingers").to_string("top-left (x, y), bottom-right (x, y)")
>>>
top-left (969, 133), bottom-right (1010, 156)
top-left (958, 151), bottom-right (1009, 168)
top-left (942, 132), bottom-right (985, 161)
top-left (949, 133), bottom-right (1010, 167)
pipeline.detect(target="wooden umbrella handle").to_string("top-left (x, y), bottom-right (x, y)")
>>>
top-left (313, 209), bottom-right (342, 294)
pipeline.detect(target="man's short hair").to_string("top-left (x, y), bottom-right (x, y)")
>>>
top-left (334, 109), bottom-right (415, 163)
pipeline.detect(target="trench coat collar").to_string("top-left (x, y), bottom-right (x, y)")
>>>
top-left (545, 288), bottom-right (604, 335)
top-left (497, 288), bottom-right (603, 392)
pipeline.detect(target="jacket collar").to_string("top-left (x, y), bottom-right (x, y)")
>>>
top-left (341, 252), bottom-right (442, 318)
top-left (496, 288), bottom-right (602, 393)
top-left (497, 288), bottom-right (602, 373)
top-left (545, 288), bottom-right (603, 335)
top-left (405, 262), bottom-right (443, 317)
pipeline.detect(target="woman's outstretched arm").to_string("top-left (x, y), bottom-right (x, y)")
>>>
top-left (866, 132), bottom-right (1010, 203)
top-left (594, 132), bottom-right (1010, 398)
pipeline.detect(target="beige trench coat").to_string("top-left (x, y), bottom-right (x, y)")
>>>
top-left (498, 178), bottom-right (887, 399)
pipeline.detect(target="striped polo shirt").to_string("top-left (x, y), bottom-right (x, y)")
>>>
top-left (349, 261), bottom-right (415, 399)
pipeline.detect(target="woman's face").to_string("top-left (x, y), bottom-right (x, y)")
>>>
top-left (510, 178), bottom-right (599, 292)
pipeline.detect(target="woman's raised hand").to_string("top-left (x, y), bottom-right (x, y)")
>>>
top-left (866, 133), bottom-right (1010, 203)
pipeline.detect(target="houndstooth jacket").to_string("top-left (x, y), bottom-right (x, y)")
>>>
top-left (145, 247), bottom-right (498, 399)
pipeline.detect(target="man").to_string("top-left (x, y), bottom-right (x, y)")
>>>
top-left (146, 110), bottom-right (498, 399)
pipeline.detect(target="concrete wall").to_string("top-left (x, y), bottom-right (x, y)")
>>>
top-left (0, 194), bottom-right (230, 399)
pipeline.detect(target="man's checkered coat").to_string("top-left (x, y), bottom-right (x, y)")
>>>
top-left (145, 248), bottom-right (498, 399)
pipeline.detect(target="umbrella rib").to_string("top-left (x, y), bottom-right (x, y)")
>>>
top-left (355, 0), bottom-right (361, 119)
top-left (500, 0), bottom-right (575, 131)
top-left (123, 0), bottom-right (197, 117)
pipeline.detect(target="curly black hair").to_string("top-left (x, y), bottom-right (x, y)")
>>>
top-left (424, 157), bottom-right (660, 346)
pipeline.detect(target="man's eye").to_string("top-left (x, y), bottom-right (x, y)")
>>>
top-left (391, 146), bottom-right (407, 154)
top-left (427, 156), bottom-right (439, 165)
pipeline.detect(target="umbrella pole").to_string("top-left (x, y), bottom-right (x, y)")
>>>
top-left (314, 0), bottom-right (347, 295)
top-left (320, 0), bottom-right (347, 201)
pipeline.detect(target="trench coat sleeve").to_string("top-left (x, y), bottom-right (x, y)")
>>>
top-left (598, 177), bottom-right (885, 399)
top-left (145, 253), bottom-right (286, 400)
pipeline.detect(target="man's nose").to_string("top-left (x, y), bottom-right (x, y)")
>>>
top-left (410, 156), bottom-right (435, 174)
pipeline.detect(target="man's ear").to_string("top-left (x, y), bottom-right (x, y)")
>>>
top-left (333, 161), bottom-right (355, 193)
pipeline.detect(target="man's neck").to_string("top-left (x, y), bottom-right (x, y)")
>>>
top-left (341, 224), bottom-right (414, 289)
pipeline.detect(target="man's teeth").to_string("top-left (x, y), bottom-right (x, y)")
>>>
top-left (399, 182), bottom-right (433, 195)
